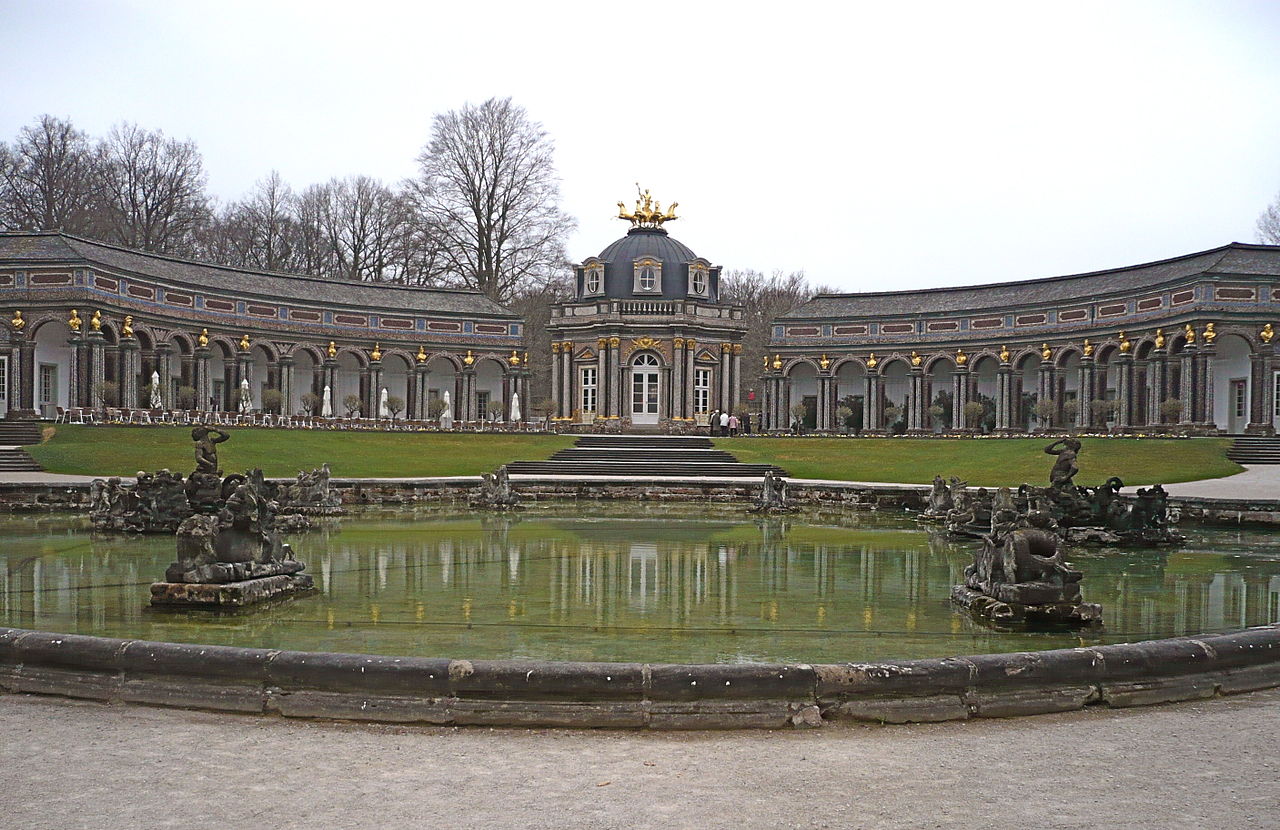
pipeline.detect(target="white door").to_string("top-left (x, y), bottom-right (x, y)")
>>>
top-left (0, 355), bottom-right (8, 415)
top-left (630, 354), bottom-right (660, 425)
top-left (1230, 378), bottom-right (1248, 433)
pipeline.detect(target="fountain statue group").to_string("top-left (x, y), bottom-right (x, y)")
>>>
top-left (922, 438), bottom-right (1183, 548)
top-left (107, 427), bottom-right (324, 609)
top-left (750, 469), bottom-right (795, 514)
top-left (91, 428), bottom-right (342, 534)
top-left (471, 465), bottom-right (522, 510)
top-left (933, 438), bottom-right (1183, 629)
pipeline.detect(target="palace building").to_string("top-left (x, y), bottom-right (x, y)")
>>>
top-left (761, 243), bottom-right (1280, 435)
top-left (0, 232), bottom-right (529, 420)
top-left (546, 192), bottom-right (747, 428)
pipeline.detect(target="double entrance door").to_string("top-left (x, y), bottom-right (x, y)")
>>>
top-left (630, 355), bottom-right (660, 425)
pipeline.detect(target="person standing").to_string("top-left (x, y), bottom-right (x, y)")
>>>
top-left (709, 408), bottom-right (720, 437)
top-left (728, 413), bottom-right (739, 436)
top-left (719, 410), bottom-right (730, 436)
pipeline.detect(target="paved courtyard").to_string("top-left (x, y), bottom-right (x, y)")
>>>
top-left (2, 689), bottom-right (1277, 829)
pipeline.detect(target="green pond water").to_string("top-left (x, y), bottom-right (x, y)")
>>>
top-left (2, 503), bottom-right (1279, 664)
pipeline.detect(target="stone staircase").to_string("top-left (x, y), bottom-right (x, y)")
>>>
top-left (1226, 436), bottom-right (1280, 465)
top-left (0, 420), bottom-right (44, 472)
top-left (505, 434), bottom-right (788, 478)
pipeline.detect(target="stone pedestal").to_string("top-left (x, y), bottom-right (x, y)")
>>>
top-left (150, 573), bottom-right (315, 609)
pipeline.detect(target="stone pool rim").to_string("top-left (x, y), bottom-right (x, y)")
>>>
top-left (3, 623), bottom-right (1279, 729)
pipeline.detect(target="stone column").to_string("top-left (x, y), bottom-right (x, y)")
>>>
top-left (463, 368), bottom-right (477, 422)
top-left (1178, 344), bottom-right (1198, 426)
top-left (367, 359), bottom-right (382, 418)
top-left (952, 366), bottom-right (970, 430)
top-left (1114, 353), bottom-right (1134, 429)
top-left (608, 337), bottom-right (621, 420)
top-left (684, 339), bottom-right (697, 419)
top-left (88, 330), bottom-right (107, 408)
top-left (411, 362), bottom-right (427, 419)
top-left (907, 366), bottom-right (926, 434)
top-left (731, 345), bottom-right (742, 415)
top-left (1077, 357), bottom-right (1095, 429)
top-left (671, 338), bottom-right (685, 421)
top-left (277, 355), bottom-right (294, 417)
top-left (67, 331), bottom-right (87, 408)
top-left (1246, 342), bottom-right (1275, 435)
top-left (995, 364), bottom-right (1013, 433)
top-left (1147, 351), bottom-right (1167, 426)
top-left (155, 343), bottom-right (174, 408)
top-left (865, 373), bottom-right (883, 434)
top-left (550, 344), bottom-right (562, 419)
top-left (1036, 362), bottom-right (1055, 428)
top-left (816, 373), bottom-right (830, 431)
top-left (595, 338), bottom-right (608, 418)
top-left (1198, 341), bottom-right (1215, 428)
top-left (16, 338), bottom-right (36, 416)
top-left (192, 346), bottom-right (210, 411)
top-left (562, 342), bottom-right (574, 419)
top-left (119, 338), bottom-right (141, 408)
top-left (321, 358), bottom-right (337, 416)
top-left (718, 344), bottom-right (731, 412)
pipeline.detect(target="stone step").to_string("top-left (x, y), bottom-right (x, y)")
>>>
top-left (505, 461), bottom-right (786, 478)
top-left (572, 435), bottom-right (714, 449)
top-left (550, 450), bottom-right (740, 463)
top-left (0, 447), bottom-right (43, 471)
top-left (0, 421), bottom-right (42, 446)
top-left (1226, 436), bottom-right (1280, 464)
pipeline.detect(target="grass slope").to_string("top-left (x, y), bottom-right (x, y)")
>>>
top-left (714, 437), bottom-right (1241, 487)
top-left (29, 425), bottom-right (575, 478)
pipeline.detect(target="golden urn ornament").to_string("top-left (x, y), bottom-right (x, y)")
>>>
top-left (1203, 322), bottom-right (1216, 344)
top-left (9, 310), bottom-right (24, 331)
top-left (68, 309), bottom-right (82, 331)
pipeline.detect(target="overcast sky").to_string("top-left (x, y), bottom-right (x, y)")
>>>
top-left (3, 0), bottom-right (1279, 292)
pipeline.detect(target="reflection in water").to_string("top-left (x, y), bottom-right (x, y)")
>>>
top-left (2, 507), bottom-right (1280, 664)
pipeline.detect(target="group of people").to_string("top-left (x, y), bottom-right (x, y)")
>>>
top-left (707, 409), bottom-right (749, 437)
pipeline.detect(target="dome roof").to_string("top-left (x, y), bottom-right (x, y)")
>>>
top-left (597, 227), bottom-right (697, 263)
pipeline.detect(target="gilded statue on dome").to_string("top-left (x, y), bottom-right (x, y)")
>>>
top-left (617, 185), bottom-right (679, 229)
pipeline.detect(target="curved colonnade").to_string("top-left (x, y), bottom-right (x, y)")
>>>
top-left (762, 243), bottom-right (1280, 434)
top-left (0, 232), bottom-right (529, 422)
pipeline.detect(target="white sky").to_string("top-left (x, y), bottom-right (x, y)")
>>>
top-left (3, 0), bottom-right (1279, 292)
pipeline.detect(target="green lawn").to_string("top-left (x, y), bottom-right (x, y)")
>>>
top-left (714, 437), bottom-right (1241, 487)
top-left (29, 426), bottom-right (1240, 487)
top-left (29, 425), bottom-right (575, 479)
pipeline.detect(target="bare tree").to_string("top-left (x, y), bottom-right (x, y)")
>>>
top-left (506, 273), bottom-right (573, 403)
top-left (295, 176), bottom-right (407, 282)
top-left (95, 122), bottom-right (211, 255)
top-left (720, 269), bottom-right (833, 385)
top-left (1259, 191), bottom-right (1280, 244)
top-left (409, 97), bottom-right (574, 301)
top-left (0, 115), bottom-right (100, 233)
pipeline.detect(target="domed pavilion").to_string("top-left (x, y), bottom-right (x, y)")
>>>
top-left (546, 191), bottom-right (747, 430)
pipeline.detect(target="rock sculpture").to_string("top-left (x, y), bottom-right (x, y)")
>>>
top-left (152, 467), bottom-right (314, 609)
top-left (471, 465), bottom-right (522, 509)
top-left (952, 510), bottom-right (1102, 629)
top-left (750, 469), bottom-right (795, 514)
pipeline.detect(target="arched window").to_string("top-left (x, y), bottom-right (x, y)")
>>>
top-left (584, 267), bottom-right (602, 295)
top-left (633, 260), bottom-right (661, 293)
top-left (691, 269), bottom-right (707, 296)
top-left (633, 353), bottom-right (659, 367)
top-left (639, 266), bottom-right (656, 291)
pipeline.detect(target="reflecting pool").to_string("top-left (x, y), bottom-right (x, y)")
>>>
top-left (3, 503), bottom-right (1280, 664)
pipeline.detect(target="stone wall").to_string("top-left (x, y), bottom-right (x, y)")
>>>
top-left (3, 624), bottom-right (1279, 729)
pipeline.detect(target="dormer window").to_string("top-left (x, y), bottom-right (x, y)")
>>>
top-left (633, 258), bottom-right (662, 294)
top-left (689, 266), bottom-right (708, 297)
top-left (583, 265), bottom-right (603, 296)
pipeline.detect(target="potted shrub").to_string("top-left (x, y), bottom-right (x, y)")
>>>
top-left (486, 399), bottom-right (506, 421)
top-left (93, 380), bottom-right (119, 408)
top-left (963, 400), bottom-right (985, 432)
top-left (1160, 398), bottom-right (1184, 425)
top-left (343, 394), bottom-right (362, 417)
top-left (177, 385), bottom-right (197, 410)
top-left (835, 405), bottom-right (853, 434)
top-left (260, 388), bottom-right (283, 415)
top-left (1032, 399), bottom-right (1057, 431)
top-left (386, 395), bottom-right (405, 421)
top-left (301, 392), bottom-right (320, 416)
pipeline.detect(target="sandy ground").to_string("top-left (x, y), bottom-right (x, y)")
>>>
top-left (2, 690), bottom-right (1277, 830)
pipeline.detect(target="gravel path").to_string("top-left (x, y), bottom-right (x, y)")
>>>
top-left (3, 690), bottom-right (1277, 829)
